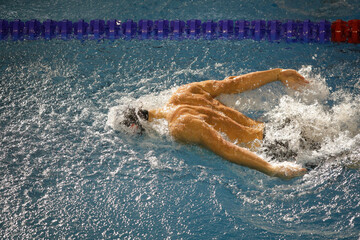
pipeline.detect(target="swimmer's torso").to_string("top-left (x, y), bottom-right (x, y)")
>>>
top-left (145, 69), bottom-right (309, 179)
top-left (150, 83), bottom-right (264, 146)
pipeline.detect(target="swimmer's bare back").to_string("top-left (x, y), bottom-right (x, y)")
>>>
top-left (148, 69), bottom-right (309, 180)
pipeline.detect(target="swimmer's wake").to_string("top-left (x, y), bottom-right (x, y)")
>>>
top-left (107, 66), bottom-right (360, 179)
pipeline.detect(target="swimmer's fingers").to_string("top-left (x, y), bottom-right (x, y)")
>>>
top-left (283, 76), bottom-right (310, 91)
top-left (271, 162), bottom-right (307, 180)
top-left (290, 80), bottom-right (309, 91)
top-left (282, 79), bottom-right (308, 91)
top-left (279, 69), bottom-right (309, 90)
top-left (296, 167), bottom-right (308, 177)
top-left (296, 75), bottom-right (310, 87)
top-left (296, 74), bottom-right (310, 85)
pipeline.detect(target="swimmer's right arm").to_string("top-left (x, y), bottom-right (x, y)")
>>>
top-left (200, 126), bottom-right (307, 180)
top-left (187, 118), bottom-right (306, 179)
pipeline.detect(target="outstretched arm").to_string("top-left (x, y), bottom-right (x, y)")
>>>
top-left (172, 117), bottom-right (307, 180)
top-left (197, 123), bottom-right (307, 180)
top-left (195, 69), bottom-right (309, 97)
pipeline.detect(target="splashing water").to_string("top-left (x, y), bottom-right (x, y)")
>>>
top-left (260, 66), bottom-right (360, 169)
top-left (108, 66), bottom-right (360, 170)
top-left (107, 87), bottom-right (177, 138)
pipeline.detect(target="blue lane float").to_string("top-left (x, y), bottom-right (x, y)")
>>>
top-left (0, 18), bottom-right (357, 43)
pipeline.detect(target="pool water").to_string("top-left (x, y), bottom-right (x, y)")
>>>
top-left (1, 0), bottom-right (360, 239)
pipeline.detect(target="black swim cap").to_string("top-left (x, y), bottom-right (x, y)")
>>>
top-left (121, 107), bottom-right (148, 135)
top-left (137, 109), bottom-right (149, 121)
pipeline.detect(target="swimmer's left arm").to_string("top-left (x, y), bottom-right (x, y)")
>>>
top-left (278, 69), bottom-right (309, 90)
top-left (195, 69), bottom-right (308, 97)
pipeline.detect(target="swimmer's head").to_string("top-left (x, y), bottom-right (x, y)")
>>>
top-left (121, 107), bottom-right (149, 135)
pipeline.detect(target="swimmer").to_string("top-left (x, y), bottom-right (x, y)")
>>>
top-left (122, 69), bottom-right (309, 180)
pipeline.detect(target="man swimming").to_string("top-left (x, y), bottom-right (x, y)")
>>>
top-left (122, 69), bottom-right (309, 179)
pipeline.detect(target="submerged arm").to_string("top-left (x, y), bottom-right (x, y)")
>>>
top-left (173, 117), bottom-right (306, 180)
top-left (201, 129), bottom-right (307, 180)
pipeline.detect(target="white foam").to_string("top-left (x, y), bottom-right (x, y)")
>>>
top-left (107, 65), bottom-right (360, 167)
top-left (106, 87), bottom-right (177, 136)
top-left (261, 66), bottom-right (360, 166)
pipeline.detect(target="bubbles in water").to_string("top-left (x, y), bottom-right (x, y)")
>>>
top-left (107, 87), bottom-right (177, 137)
top-left (260, 66), bottom-right (360, 168)
top-left (108, 65), bottom-right (360, 170)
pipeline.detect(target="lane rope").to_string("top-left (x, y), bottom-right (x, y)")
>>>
top-left (0, 19), bottom-right (358, 43)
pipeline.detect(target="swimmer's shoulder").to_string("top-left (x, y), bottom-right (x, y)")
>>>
top-left (176, 81), bottom-right (217, 96)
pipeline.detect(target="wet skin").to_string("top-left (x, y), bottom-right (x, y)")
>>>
top-left (148, 69), bottom-right (309, 179)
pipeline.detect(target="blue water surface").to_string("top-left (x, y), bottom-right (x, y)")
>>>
top-left (1, 0), bottom-right (360, 239)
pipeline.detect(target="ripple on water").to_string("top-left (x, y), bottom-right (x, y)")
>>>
top-left (1, 39), bottom-right (360, 238)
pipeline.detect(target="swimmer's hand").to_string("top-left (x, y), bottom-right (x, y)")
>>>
top-left (278, 69), bottom-right (309, 91)
top-left (270, 162), bottom-right (307, 180)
